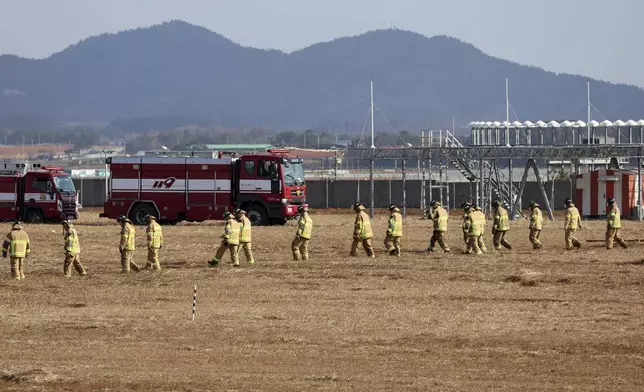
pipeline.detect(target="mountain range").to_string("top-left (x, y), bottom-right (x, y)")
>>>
top-left (1, 20), bottom-right (643, 132)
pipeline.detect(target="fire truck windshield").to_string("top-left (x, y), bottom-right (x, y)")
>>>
top-left (282, 161), bottom-right (305, 186)
top-left (54, 175), bottom-right (76, 192)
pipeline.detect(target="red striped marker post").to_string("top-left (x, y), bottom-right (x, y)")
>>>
top-left (192, 285), bottom-right (197, 322)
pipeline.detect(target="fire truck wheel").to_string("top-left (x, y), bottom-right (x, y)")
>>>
top-left (25, 209), bottom-right (45, 224)
top-left (130, 203), bottom-right (157, 225)
top-left (245, 205), bottom-right (268, 226)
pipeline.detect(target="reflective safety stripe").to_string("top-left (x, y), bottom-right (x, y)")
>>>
top-left (388, 212), bottom-right (403, 237)
top-left (239, 217), bottom-right (252, 242)
top-left (10, 239), bottom-right (28, 257)
top-left (297, 214), bottom-right (313, 239)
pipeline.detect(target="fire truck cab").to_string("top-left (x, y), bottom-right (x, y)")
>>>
top-left (0, 163), bottom-right (80, 223)
top-left (100, 150), bottom-right (306, 225)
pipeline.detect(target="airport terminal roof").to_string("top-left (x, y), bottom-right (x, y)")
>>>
top-left (469, 120), bottom-right (644, 128)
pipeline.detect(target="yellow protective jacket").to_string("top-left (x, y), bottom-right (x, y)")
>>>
top-left (461, 212), bottom-right (470, 233)
top-left (607, 206), bottom-right (621, 229)
top-left (493, 207), bottom-right (510, 232)
top-left (475, 207), bottom-right (486, 234)
top-left (120, 222), bottom-right (136, 252)
top-left (297, 213), bottom-right (313, 239)
top-left (529, 207), bottom-right (543, 230)
top-left (64, 227), bottom-right (81, 254)
top-left (432, 206), bottom-right (448, 232)
top-left (564, 206), bottom-right (581, 230)
top-left (2, 228), bottom-right (30, 258)
top-left (354, 210), bottom-right (373, 240)
top-left (222, 218), bottom-right (240, 245)
top-left (387, 211), bottom-right (403, 237)
top-left (239, 216), bottom-right (252, 243)
top-left (146, 221), bottom-right (163, 249)
top-left (468, 210), bottom-right (486, 236)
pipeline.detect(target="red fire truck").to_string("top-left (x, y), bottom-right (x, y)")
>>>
top-left (99, 150), bottom-right (307, 225)
top-left (0, 163), bottom-right (80, 223)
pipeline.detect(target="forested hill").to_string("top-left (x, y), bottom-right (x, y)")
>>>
top-left (1, 20), bottom-right (643, 132)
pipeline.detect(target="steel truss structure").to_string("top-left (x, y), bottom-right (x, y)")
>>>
top-left (350, 145), bottom-right (644, 221)
top-left (352, 145), bottom-right (644, 160)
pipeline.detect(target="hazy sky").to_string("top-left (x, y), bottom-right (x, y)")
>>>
top-left (1, 0), bottom-right (642, 87)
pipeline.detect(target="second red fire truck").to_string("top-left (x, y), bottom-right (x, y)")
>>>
top-left (100, 150), bottom-right (307, 225)
top-left (0, 163), bottom-right (80, 223)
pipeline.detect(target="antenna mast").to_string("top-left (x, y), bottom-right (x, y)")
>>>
top-left (505, 77), bottom-right (510, 145)
top-left (370, 80), bottom-right (375, 148)
top-left (587, 80), bottom-right (591, 144)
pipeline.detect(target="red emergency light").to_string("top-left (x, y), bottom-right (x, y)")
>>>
top-left (40, 166), bottom-right (65, 172)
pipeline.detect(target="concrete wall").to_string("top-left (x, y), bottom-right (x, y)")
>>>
top-left (305, 179), bottom-right (573, 210)
top-left (73, 178), bottom-right (107, 207)
top-left (75, 177), bottom-right (574, 211)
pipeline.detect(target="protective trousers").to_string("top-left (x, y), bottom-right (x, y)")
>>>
top-left (9, 257), bottom-right (25, 280)
top-left (529, 229), bottom-right (542, 249)
top-left (478, 236), bottom-right (487, 253)
top-left (565, 229), bottom-right (581, 250)
top-left (384, 234), bottom-right (401, 256)
top-left (291, 237), bottom-right (310, 260)
top-left (121, 250), bottom-right (140, 273)
top-left (492, 230), bottom-right (512, 250)
top-left (606, 228), bottom-right (627, 250)
top-left (465, 235), bottom-right (483, 255)
top-left (239, 242), bottom-right (255, 264)
top-left (64, 253), bottom-right (86, 276)
top-left (144, 248), bottom-right (161, 271)
top-left (350, 238), bottom-right (374, 257)
top-left (214, 242), bottom-right (239, 266)
top-left (429, 231), bottom-right (450, 252)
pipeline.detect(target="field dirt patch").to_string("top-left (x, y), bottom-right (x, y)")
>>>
top-left (0, 211), bottom-right (643, 390)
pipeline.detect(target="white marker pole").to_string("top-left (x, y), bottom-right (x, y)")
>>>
top-left (192, 285), bottom-right (197, 322)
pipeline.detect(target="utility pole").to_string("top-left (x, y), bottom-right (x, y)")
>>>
top-left (370, 81), bottom-right (375, 149)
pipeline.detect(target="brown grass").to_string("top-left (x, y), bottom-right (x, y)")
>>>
top-left (1, 209), bottom-right (643, 391)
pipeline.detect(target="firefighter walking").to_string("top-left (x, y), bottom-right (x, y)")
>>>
top-left (606, 198), bottom-right (627, 250)
top-left (460, 202), bottom-right (471, 247)
top-left (292, 205), bottom-right (313, 260)
top-left (350, 202), bottom-right (375, 258)
top-left (463, 205), bottom-right (485, 255)
top-left (427, 200), bottom-right (450, 252)
top-left (528, 201), bottom-right (543, 250)
top-left (144, 215), bottom-right (163, 271)
top-left (473, 205), bottom-right (488, 252)
top-left (209, 212), bottom-right (240, 267)
top-left (62, 220), bottom-right (86, 277)
top-left (384, 204), bottom-right (403, 256)
top-left (491, 200), bottom-right (512, 250)
top-left (236, 209), bottom-right (255, 265)
top-left (117, 215), bottom-right (140, 273)
top-left (2, 221), bottom-right (30, 280)
top-left (564, 198), bottom-right (582, 250)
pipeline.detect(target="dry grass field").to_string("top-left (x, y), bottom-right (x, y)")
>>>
top-left (1, 207), bottom-right (643, 391)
